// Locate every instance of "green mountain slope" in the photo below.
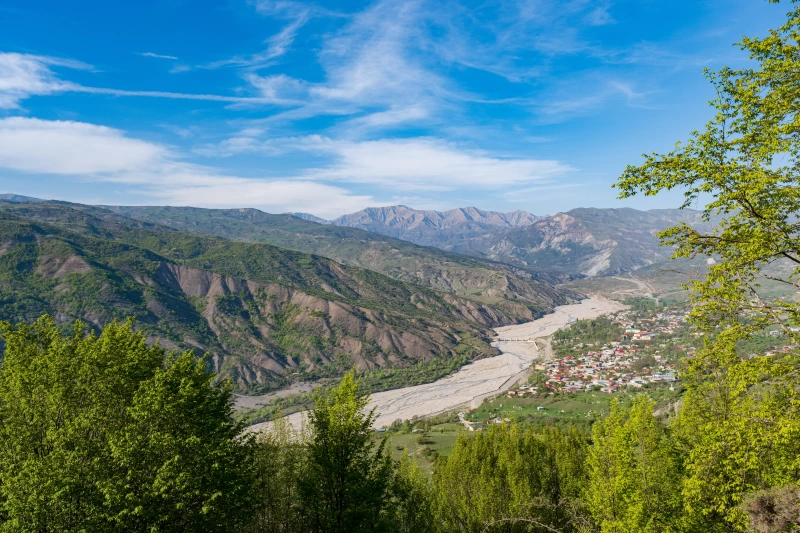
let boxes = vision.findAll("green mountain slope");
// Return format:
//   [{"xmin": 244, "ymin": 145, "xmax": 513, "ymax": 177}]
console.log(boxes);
[
  {"xmin": 101, "ymin": 205, "xmax": 571, "ymax": 320},
  {"xmin": 0, "ymin": 201, "xmax": 570, "ymax": 393}
]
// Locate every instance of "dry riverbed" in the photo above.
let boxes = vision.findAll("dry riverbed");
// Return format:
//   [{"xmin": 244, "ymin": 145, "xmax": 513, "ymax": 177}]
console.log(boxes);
[{"xmin": 251, "ymin": 297, "xmax": 627, "ymax": 432}]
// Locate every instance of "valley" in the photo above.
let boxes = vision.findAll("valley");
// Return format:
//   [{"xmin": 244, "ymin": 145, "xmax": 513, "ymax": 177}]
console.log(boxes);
[
  {"xmin": 0, "ymin": 199, "xmax": 577, "ymax": 394},
  {"xmin": 0, "ymin": 196, "xmax": 714, "ymax": 405},
  {"xmin": 258, "ymin": 297, "xmax": 627, "ymax": 430}
]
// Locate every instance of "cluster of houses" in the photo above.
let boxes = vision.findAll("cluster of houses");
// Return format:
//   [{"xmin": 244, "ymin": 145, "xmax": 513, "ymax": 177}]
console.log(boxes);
[
  {"xmin": 753, "ymin": 343, "xmax": 799, "ymax": 358},
  {"xmin": 524, "ymin": 349, "xmax": 679, "ymax": 395},
  {"xmin": 519, "ymin": 308, "xmax": 692, "ymax": 395}
]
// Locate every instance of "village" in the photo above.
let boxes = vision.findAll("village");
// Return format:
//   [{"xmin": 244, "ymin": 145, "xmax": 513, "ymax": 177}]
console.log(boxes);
[
  {"xmin": 503, "ymin": 306, "xmax": 691, "ymax": 399},
  {"xmin": 447, "ymin": 300, "xmax": 798, "ymax": 433}
]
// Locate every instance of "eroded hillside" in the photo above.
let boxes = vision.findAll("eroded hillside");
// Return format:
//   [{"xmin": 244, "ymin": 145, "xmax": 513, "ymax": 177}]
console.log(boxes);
[{"xmin": 0, "ymin": 202, "xmax": 575, "ymax": 392}]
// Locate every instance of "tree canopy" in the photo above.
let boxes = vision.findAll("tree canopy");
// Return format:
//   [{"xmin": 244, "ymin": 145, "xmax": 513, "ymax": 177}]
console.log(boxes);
[
  {"xmin": 0, "ymin": 316, "xmax": 255, "ymax": 532},
  {"xmin": 615, "ymin": 1, "xmax": 800, "ymax": 529}
]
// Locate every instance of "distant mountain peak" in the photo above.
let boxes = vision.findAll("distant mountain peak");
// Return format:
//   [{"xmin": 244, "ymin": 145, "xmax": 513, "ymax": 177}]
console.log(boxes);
[
  {"xmin": 332, "ymin": 205, "xmax": 538, "ymax": 230},
  {"xmin": 0, "ymin": 193, "xmax": 46, "ymax": 203},
  {"xmin": 290, "ymin": 212, "xmax": 331, "ymax": 224}
]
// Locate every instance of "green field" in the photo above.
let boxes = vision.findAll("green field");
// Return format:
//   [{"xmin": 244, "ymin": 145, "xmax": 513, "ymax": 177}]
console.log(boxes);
[
  {"xmin": 466, "ymin": 386, "xmax": 681, "ymax": 428},
  {"xmin": 384, "ymin": 422, "xmax": 464, "ymax": 474},
  {"xmin": 381, "ymin": 384, "xmax": 683, "ymax": 474}
]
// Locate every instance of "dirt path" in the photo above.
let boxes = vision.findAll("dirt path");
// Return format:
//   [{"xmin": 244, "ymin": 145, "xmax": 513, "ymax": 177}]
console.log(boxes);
[
  {"xmin": 252, "ymin": 298, "xmax": 628, "ymax": 432},
  {"xmin": 609, "ymin": 274, "xmax": 657, "ymax": 298}
]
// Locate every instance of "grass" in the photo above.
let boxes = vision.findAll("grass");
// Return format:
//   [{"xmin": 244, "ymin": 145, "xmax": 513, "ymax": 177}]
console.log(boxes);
[
  {"xmin": 384, "ymin": 422, "xmax": 464, "ymax": 475},
  {"xmin": 466, "ymin": 385, "xmax": 681, "ymax": 429}
]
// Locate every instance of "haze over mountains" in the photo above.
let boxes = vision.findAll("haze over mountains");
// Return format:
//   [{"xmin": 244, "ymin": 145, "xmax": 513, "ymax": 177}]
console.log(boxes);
[{"xmin": 0, "ymin": 193, "xmax": 708, "ymax": 393}]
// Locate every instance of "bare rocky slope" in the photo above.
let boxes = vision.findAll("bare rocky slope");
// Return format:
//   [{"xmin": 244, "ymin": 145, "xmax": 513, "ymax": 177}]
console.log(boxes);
[
  {"xmin": 309, "ymin": 205, "xmax": 540, "ymax": 248},
  {"xmin": 318, "ymin": 205, "xmax": 713, "ymax": 279},
  {"xmin": 102, "ymin": 205, "xmax": 568, "ymax": 316},
  {"xmin": 472, "ymin": 208, "xmax": 713, "ymax": 277},
  {"xmin": 0, "ymin": 201, "xmax": 576, "ymax": 393}
]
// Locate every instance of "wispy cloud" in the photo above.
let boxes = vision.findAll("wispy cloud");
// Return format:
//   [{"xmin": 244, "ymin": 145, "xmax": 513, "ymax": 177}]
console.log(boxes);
[
  {"xmin": 139, "ymin": 52, "xmax": 178, "ymax": 60},
  {"xmin": 534, "ymin": 78, "xmax": 652, "ymax": 122},
  {"xmin": 0, "ymin": 117, "xmax": 373, "ymax": 217},
  {"xmin": 0, "ymin": 52, "xmax": 284, "ymax": 107},
  {"xmin": 0, "ymin": 52, "xmax": 90, "ymax": 108},
  {"xmin": 193, "ymin": 134, "xmax": 573, "ymax": 191},
  {"xmin": 203, "ymin": 11, "xmax": 310, "ymax": 69},
  {"xmin": 0, "ymin": 0, "xmax": 651, "ymax": 125}
]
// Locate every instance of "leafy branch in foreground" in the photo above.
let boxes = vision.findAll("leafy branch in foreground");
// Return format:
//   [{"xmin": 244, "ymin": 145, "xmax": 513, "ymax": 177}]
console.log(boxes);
[{"xmin": 614, "ymin": 1, "xmax": 800, "ymax": 528}]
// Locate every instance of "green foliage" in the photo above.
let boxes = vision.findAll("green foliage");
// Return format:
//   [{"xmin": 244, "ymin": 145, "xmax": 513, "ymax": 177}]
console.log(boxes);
[
  {"xmin": 673, "ymin": 342, "xmax": 800, "ymax": 531},
  {"xmin": 624, "ymin": 298, "xmax": 664, "ymax": 313},
  {"xmin": 0, "ymin": 316, "xmax": 255, "ymax": 532},
  {"xmin": 246, "ymin": 418, "xmax": 309, "ymax": 533},
  {"xmin": 587, "ymin": 397, "xmax": 683, "ymax": 533},
  {"xmin": 391, "ymin": 451, "xmax": 434, "ymax": 533},
  {"xmin": 431, "ymin": 424, "xmax": 590, "ymax": 533},
  {"xmin": 614, "ymin": 2, "xmax": 800, "ymax": 530},
  {"xmin": 614, "ymin": 3, "xmax": 800, "ymax": 342},
  {"xmin": 554, "ymin": 317, "xmax": 623, "ymax": 356},
  {"xmin": 300, "ymin": 371, "xmax": 395, "ymax": 533}
]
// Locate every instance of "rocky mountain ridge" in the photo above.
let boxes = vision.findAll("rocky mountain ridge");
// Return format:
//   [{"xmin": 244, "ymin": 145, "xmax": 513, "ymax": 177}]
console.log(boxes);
[
  {"xmin": 294, "ymin": 205, "xmax": 540, "ymax": 249},
  {"xmin": 296, "ymin": 204, "xmax": 710, "ymax": 278},
  {"xmin": 101, "ymin": 204, "xmax": 568, "ymax": 313},
  {"xmin": 0, "ymin": 200, "xmax": 576, "ymax": 393}
]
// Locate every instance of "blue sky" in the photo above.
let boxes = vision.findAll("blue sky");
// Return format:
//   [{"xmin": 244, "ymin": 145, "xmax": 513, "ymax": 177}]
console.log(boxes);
[{"xmin": 0, "ymin": 0, "xmax": 789, "ymax": 217}]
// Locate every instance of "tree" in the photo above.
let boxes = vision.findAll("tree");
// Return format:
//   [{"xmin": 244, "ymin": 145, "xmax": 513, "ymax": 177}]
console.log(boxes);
[
  {"xmin": 0, "ymin": 316, "xmax": 255, "ymax": 532},
  {"xmin": 587, "ymin": 398, "xmax": 683, "ymax": 533},
  {"xmin": 391, "ymin": 451, "xmax": 435, "ymax": 533},
  {"xmin": 246, "ymin": 417, "xmax": 309, "ymax": 533},
  {"xmin": 102, "ymin": 350, "xmax": 255, "ymax": 531},
  {"xmin": 431, "ymin": 424, "xmax": 590, "ymax": 533},
  {"xmin": 614, "ymin": 1, "xmax": 800, "ymax": 529},
  {"xmin": 299, "ymin": 371, "xmax": 394, "ymax": 533}
]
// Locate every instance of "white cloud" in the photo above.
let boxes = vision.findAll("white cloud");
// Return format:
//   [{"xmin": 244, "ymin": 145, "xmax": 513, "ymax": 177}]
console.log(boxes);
[
  {"xmin": 193, "ymin": 134, "xmax": 573, "ymax": 190},
  {"xmin": 307, "ymin": 137, "xmax": 572, "ymax": 190},
  {"xmin": 140, "ymin": 52, "xmax": 179, "ymax": 60},
  {"xmin": 0, "ymin": 53, "xmax": 86, "ymax": 108},
  {"xmin": 0, "ymin": 117, "xmax": 372, "ymax": 217},
  {"xmin": 243, "ymin": 73, "xmax": 309, "ymax": 104},
  {"xmin": 0, "ymin": 117, "xmax": 166, "ymax": 174},
  {"xmin": 155, "ymin": 180, "xmax": 372, "ymax": 218}
]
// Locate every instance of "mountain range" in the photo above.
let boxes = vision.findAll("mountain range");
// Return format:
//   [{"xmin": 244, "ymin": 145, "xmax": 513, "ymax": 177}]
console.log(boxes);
[
  {"xmin": 325, "ymin": 205, "xmax": 540, "ymax": 247},
  {"xmin": 295, "ymin": 205, "xmax": 710, "ymax": 278},
  {"xmin": 0, "ymin": 194, "xmax": 708, "ymax": 394},
  {"xmin": 0, "ymin": 199, "xmax": 575, "ymax": 393}
]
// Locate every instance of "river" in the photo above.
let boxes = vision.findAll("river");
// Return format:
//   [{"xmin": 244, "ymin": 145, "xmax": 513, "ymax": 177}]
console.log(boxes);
[{"xmin": 251, "ymin": 297, "xmax": 627, "ymax": 432}]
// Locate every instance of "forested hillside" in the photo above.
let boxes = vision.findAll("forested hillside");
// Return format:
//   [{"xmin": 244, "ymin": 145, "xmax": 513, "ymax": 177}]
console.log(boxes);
[
  {"xmin": 102, "ymin": 204, "xmax": 572, "ymax": 308},
  {"xmin": 0, "ymin": 201, "xmax": 573, "ymax": 392}
]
